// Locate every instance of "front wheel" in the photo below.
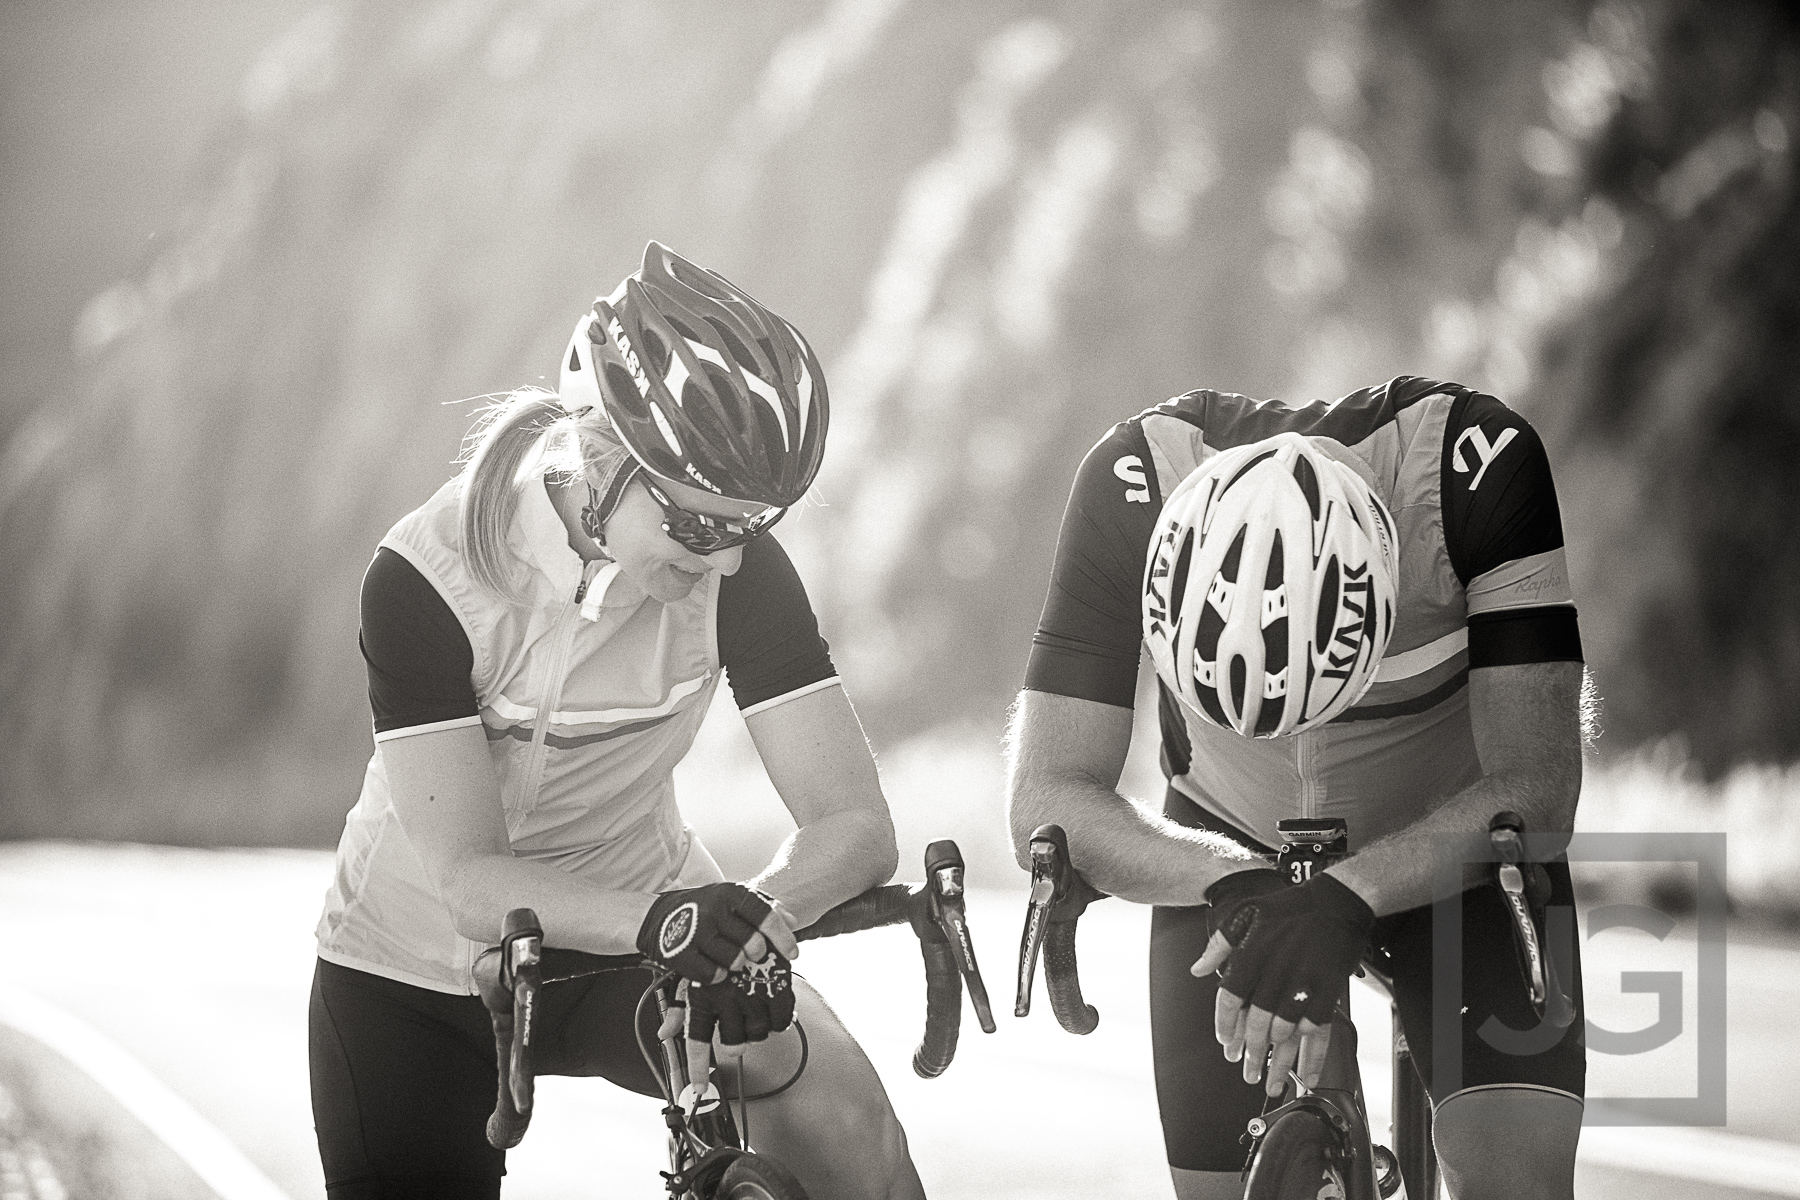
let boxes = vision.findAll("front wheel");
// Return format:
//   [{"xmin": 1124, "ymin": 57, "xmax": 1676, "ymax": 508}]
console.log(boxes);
[
  {"xmin": 1243, "ymin": 1110, "xmax": 1349, "ymax": 1200},
  {"xmin": 717, "ymin": 1152, "xmax": 810, "ymax": 1200}
]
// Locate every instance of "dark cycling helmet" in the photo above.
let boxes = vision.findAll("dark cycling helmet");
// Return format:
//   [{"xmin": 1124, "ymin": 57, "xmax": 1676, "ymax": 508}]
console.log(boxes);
[
  {"xmin": 560, "ymin": 241, "xmax": 828, "ymax": 507},
  {"xmin": 1142, "ymin": 433, "xmax": 1399, "ymax": 738}
]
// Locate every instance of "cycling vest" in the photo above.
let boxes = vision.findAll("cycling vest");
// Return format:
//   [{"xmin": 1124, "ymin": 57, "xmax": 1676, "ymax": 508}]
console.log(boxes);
[{"xmin": 315, "ymin": 476, "xmax": 727, "ymax": 994}]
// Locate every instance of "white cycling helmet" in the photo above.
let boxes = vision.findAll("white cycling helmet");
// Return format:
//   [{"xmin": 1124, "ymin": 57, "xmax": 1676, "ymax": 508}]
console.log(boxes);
[{"xmin": 1141, "ymin": 432, "xmax": 1399, "ymax": 738}]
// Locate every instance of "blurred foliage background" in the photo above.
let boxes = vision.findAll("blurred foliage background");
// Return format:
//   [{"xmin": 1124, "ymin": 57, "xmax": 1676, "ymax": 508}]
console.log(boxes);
[{"xmin": 2, "ymin": 0, "xmax": 1797, "ymax": 897}]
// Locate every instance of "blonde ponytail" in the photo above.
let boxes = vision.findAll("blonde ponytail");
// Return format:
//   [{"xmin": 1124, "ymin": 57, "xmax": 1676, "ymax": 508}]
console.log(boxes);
[{"xmin": 458, "ymin": 389, "xmax": 566, "ymax": 602}]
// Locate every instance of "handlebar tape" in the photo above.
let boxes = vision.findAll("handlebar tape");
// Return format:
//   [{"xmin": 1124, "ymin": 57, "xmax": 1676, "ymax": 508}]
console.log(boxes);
[
  {"xmin": 793, "ymin": 882, "xmax": 965, "ymax": 1077},
  {"xmin": 913, "ymin": 936, "xmax": 962, "ymax": 1077},
  {"xmin": 1043, "ymin": 920, "xmax": 1099, "ymax": 1035},
  {"xmin": 484, "ymin": 997, "xmax": 532, "ymax": 1149},
  {"xmin": 795, "ymin": 882, "xmax": 913, "ymax": 940}
]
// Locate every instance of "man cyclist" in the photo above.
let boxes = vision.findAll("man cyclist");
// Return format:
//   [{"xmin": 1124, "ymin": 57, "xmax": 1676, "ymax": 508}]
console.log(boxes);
[{"xmin": 1005, "ymin": 377, "xmax": 1586, "ymax": 1200}]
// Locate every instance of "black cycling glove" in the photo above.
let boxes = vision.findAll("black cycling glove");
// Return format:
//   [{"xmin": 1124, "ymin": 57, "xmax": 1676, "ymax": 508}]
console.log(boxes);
[
  {"xmin": 1207, "ymin": 872, "xmax": 1376, "ymax": 1027},
  {"xmin": 1202, "ymin": 867, "xmax": 1286, "ymax": 940},
  {"xmin": 637, "ymin": 883, "xmax": 776, "ymax": 984},
  {"xmin": 687, "ymin": 951, "xmax": 796, "ymax": 1048}
]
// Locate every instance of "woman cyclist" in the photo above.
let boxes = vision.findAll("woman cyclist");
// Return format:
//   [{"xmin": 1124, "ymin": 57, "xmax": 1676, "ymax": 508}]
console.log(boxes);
[{"xmin": 309, "ymin": 242, "xmax": 925, "ymax": 1199}]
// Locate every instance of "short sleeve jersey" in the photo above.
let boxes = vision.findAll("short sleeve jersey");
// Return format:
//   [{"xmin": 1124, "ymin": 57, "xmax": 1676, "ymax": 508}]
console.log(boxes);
[
  {"xmin": 360, "ymin": 535, "xmax": 837, "ymax": 736},
  {"xmin": 1024, "ymin": 376, "xmax": 1581, "ymax": 847}
]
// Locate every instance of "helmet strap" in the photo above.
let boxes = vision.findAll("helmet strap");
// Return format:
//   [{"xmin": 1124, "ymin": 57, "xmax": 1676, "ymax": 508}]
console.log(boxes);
[
  {"xmin": 579, "ymin": 484, "xmax": 606, "ymax": 547},
  {"xmin": 578, "ymin": 462, "xmax": 641, "ymax": 550}
]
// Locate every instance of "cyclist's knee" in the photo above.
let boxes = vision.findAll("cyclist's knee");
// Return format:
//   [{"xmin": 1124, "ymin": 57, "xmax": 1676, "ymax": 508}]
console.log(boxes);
[
  {"xmin": 1433, "ymin": 1087, "xmax": 1580, "ymax": 1200},
  {"xmin": 813, "ymin": 1080, "xmax": 909, "ymax": 1158}
]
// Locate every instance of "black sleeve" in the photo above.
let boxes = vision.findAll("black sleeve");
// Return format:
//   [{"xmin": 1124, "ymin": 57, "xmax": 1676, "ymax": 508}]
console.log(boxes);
[
  {"xmin": 360, "ymin": 547, "xmax": 480, "ymax": 734},
  {"xmin": 1441, "ymin": 392, "xmax": 1583, "ymax": 668},
  {"xmin": 1022, "ymin": 421, "xmax": 1162, "ymax": 707},
  {"xmin": 717, "ymin": 535, "xmax": 837, "ymax": 711}
]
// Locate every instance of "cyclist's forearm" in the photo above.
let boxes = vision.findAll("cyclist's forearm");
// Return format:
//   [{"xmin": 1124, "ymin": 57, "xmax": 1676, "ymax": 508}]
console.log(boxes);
[
  {"xmin": 1329, "ymin": 661, "xmax": 1582, "ymax": 915},
  {"xmin": 1328, "ymin": 767, "xmax": 1578, "ymax": 916},
  {"xmin": 1005, "ymin": 689, "xmax": 1257, "ymax": 905},
  {"xmin": 749, "ymin": 806, "xmax": 898, "ymax": 929},
  {"xmin": 1009, "ymin": 767, "xmax": 1259, "ymax": 906},
  {"xmin": 435, "ymin": 851, "xmax": 656, "ymax": 953}
]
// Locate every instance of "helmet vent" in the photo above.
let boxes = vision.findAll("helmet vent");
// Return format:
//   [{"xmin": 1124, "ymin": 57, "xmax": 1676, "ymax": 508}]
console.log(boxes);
[
  {"xmin": 699, "ymin": 362, "xmax": 740, "ymax": 411},
  {"xmin": 568, "ymin": 344, "xmax": 582, "ymax": 373},
  {"xmin": 1222, "ymin": 450, "xmax": 1277, "ymax": 495},
  {"xmin": 1256, "ymin": 530, "xmax": 1288, "ymax": 736},
  {"xmin": 1316, "ymin": 557, "xmax": 1340, "ymax": 651},
  {"xmin": 602, "ymin": 362, "xmax": 640, "ymax": 407},
  {"xmin": 1168, "ymin": 530, "xmax": 1195, "ymax": 621},
  {"xmin": 1220, "ymin": 526, "xmax": 1247, "ymax": 582},
  {"xmin": 706, "ymin": 317, "xmax": 760, "ymax": 374},
  {"xmin": 638, "ymin": 325, "xmax": 670, "ymax": 377},
  {"xmin": 1293, "ymin": 454, "xmax": 1321, "ymax": 522},
  {"xmin": 1252, "ymin": 692, "xmax": 1285, "ymax": 736},
  {"xmin": 1196, "ymin": 680, "xmax": 1228, "ymax": 729},
  {"xmin": 1229, "ymin": 656, "xmax": 1247, "ymax": 719}
]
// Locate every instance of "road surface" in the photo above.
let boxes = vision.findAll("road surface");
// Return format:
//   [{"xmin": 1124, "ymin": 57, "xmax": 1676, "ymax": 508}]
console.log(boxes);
[{"xmin": 1, "ymin": 842, "xmax": 1796, "ymax": 1198}]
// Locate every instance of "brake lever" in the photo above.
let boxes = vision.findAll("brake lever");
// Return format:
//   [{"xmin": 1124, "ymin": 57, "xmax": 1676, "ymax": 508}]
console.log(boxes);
[
  {"xmin": 1489, "ymin": 812, "xmax": 1575, "ymax": 1029},
  {"xmin": 923, "ymin": 840, "xmax": 997, "ymax": 1034},
  {"xmin": 1015, "ymin": 832, "xmax": 1061, "ymax": 1017},
  {"xmin": 499, "ymin": 909, "xmax": 544, "ymax": 1117}
]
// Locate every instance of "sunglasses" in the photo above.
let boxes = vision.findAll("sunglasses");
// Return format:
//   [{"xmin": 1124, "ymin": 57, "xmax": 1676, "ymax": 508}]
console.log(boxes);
[{"xmin": 641, "ymin": 477, "xmax": 785, "ymax": 554}]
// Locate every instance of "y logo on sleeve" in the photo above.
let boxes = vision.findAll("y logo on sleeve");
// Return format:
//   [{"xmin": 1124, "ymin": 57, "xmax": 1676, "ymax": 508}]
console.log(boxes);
[{"xmin": 1452, "ymin": 424, "xmax": 1519, "ymax": 491}]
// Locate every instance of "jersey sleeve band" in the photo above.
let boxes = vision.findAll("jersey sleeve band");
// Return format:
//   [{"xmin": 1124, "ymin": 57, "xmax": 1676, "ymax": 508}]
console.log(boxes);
[
  {"xmin": 372, "ymin": 714, "xmax": 485, "ymax": 743},
  {"xmin": 1467, "ymin": 547, "xmax": 1575, "ymax": 616},
  {"xmin": 739, "ymin": 676, "xmax": 842, "ymax": 719},
  {"xmin": 1467, "ymin": 608, "xmax": 1583, "ymax": 669}
]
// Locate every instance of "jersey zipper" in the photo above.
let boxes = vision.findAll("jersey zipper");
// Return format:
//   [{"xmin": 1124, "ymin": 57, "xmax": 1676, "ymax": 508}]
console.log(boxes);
[
  {"xmin": 519, "ymin": 562, "xmax": 600, "ymax": 821},
  {"xmin": 1296, "ymin": 730, "xmax": 1318, "ymax": 820}
]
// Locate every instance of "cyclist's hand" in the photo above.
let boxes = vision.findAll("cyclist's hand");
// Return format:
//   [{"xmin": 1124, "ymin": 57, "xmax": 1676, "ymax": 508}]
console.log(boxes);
[
  {"xmin": 686, "ymin": 951, "xmax": 796, "ymax": 1055},
  {"xmin": 1199, "ymin": 867, "xmax": 1286, "ymax": 941},
  {"xmin": 637, "ymin": 883, "xmax": 800, "ymax": 984},
  {"xmin": 1226, "ymin": 1007, "xmax": 1334, "ymax": 1097},
  {"xmin": 1190, "ymin": 873, "xmax": 1374, "ymax": 1093}
]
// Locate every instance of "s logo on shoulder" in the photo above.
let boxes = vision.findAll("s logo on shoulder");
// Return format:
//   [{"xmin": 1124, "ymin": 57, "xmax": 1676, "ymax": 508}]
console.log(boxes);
[
  {"xmin": 1452, "ymin": 424, "xmax": 1519, "ymax": 492},
  {"xmin": 1114, "ymin": 455, "xmax": 1151, "ymax": 503},
  {"xmin": 658, "ymin": 902, "xmax": 699, "ymax": 957}
]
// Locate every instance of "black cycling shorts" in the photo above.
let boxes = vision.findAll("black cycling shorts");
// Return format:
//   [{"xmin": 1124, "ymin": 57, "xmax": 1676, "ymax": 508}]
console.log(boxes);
[
  {"xmin": 308, "ymin": 957, "xmax": 662, "ymax": 1199},
  {"xmin": 1149, "ymin": 791, "xmax": 1586, "ymax": 1174}
]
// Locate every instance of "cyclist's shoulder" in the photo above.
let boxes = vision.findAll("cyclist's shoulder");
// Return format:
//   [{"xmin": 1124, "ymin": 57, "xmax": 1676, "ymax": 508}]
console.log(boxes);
[
  {"xmin": 717, "ymin": 532, "xmax": 805, "ymax": 608},
  {"xmin": 1130, "ymin": 375, "xmax": 1483, "ymax": 451}
]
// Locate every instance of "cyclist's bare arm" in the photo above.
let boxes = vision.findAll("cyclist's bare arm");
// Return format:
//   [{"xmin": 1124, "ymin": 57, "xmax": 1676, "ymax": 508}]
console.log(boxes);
[
  {"xmin": 742, "ymin": 682, "xmax": 900, "ymax": 929},
  {"xmin": 1004, "ymin": 690, "xmax": 1261, "ymax": 906},
  {"xmin": 383, "ymin": 725, "xmax": 664, "ymax": 952},
  {"xmin": 1327, "ymin": 659, "xmax": 1583, "ymax": 916}
]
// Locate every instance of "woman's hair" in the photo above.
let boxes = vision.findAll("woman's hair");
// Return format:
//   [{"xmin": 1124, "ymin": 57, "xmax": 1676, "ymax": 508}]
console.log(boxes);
[{"xmin": 456, "ymin": 388, "xmax": 628, "ymax": 603}]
